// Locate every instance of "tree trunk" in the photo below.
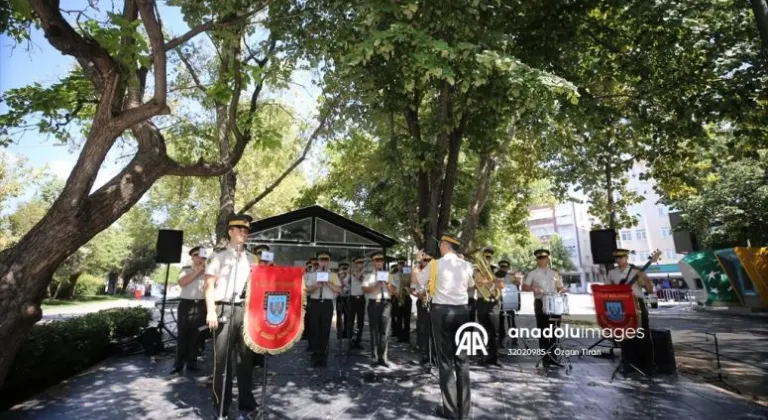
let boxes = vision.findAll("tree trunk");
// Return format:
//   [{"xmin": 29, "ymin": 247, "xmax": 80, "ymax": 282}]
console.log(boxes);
[
  {"xmin": 750, "ymin": 0, "xmax": 768, "ymax": 54},
  {"xmin": 459, "ymin": 152, "xmax": 496, "ymax": 252},
  {"xmin": 68, "ymin": 272, "xmax": 83, "ymax": 299},
  {"xmin": 214, "ymin": 44, "xmax": 237, "ymax": 246},
  {"xmin": 0, "ymin": 147, "xmax": 168, "ymax": 387},
  {"xmin": 437, "ymin": 128, "xmax": 464, "ymax": 236}
]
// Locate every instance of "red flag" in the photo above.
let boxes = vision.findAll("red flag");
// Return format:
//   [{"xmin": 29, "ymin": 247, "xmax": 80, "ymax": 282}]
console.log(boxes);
[
  {"xmin": 243, "ymin": 265, "xmax": 306, "ymax": 354},
  {"xmin": 592, "ymin": 284, "xmax": 639, "ymax": 330}
]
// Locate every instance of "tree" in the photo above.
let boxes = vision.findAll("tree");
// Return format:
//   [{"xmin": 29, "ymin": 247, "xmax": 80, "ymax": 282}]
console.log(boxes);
[
  {"xmin": 119, "ymin": 246, "xmax": 157, "ymax": 291},
  {"xmin": 0, "ymin": 0, "xmax": 275, "ymax": 385},
  {"xmin": 277, "ymin": 0, "xmax": 577, "ymax": 255}
]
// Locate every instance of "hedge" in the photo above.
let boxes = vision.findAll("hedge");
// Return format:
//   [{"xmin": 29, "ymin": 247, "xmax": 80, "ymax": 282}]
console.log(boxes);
[{"xmin": 0, "ymin": 306, "xmax": 152, "ymax": 410}]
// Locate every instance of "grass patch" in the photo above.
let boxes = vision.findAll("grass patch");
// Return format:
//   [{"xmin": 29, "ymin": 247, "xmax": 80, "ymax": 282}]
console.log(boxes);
[{"xmin": 42, "ymin": 294, "xmax": 130, "ymax": 309}]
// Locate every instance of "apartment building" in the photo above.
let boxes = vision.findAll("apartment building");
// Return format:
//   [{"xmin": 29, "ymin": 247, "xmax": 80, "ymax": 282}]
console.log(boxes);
[
  {"xmin": 614, "ymin": 163, "xmax": 684, "ymax": 282},
  {"xmin": 527, "ymin": 201, "xmax": 598, "ymax": 288}
]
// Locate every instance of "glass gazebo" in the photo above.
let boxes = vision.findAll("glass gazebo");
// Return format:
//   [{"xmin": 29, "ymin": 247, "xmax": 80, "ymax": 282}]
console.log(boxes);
[{"xmin": 246, "ymin": 205, "xmax": 397, "ymax": 268}]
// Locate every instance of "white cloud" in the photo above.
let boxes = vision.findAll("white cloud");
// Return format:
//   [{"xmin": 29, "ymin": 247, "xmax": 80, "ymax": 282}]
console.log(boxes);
[{"xmin": 47, "ymin": 159, "xmax": 76, "ymax": 180}]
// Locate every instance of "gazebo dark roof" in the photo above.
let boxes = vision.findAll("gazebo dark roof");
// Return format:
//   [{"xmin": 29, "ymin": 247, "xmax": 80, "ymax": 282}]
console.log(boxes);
[{"xmin": 247, "ymin": 205, "xmax": 396, "ymax": 248}]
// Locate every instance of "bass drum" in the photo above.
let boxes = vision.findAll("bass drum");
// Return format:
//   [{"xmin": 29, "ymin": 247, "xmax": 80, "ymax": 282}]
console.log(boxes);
[{"xmin": 502, "ymin": 286, "xmax": 521, "ymax": 312}]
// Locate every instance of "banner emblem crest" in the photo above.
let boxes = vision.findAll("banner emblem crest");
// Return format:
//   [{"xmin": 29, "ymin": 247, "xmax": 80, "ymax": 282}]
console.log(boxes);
[
  {"xmin": 605, "ymin": 301, "xmax": 625, "ymax": 323},
  {"xmin": 266, "ymin": 293, "xmax": 289, "ymax": 326}
]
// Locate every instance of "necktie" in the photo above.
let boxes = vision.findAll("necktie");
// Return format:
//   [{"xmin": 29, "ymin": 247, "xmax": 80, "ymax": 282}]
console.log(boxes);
[
  {"xmin": 380, "ymin": 274, "xmax": 384, "ymax": 300},
  {"xmin": 319, "ymin": 272, "xmax": 324, "ymax": 300}
]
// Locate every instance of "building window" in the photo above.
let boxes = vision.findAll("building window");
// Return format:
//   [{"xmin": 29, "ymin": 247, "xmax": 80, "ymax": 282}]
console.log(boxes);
[
  {"xmin": 664, "ymin": 249, "xmax": 676, "ymax": 260},
  {"xmin": 657, "ymin": 206, "xmax": 669, "ymax": 216},
  {"xmin": 660, "ymin": 227, "xmax": 672, "ymax": 237},
  {"xmin": 634, "ymin": 250, "xmax": 650, "ymax": 261},
  {"xmin": 634, "ymin": 229, "xmax": 647, "ymax": 240},
  {"xmin": 620, "ymin": 230, "xmax": 632, "ymax": 241}
]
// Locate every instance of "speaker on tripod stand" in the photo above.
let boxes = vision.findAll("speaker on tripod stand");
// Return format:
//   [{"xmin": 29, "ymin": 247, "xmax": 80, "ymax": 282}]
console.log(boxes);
[{"xmin": 141, "ymin": 229, "xmax": 183, "ymax": 355}]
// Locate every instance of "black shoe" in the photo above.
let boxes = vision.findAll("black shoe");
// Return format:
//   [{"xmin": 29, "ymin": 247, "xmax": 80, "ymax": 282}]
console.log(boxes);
[
  {"xmin": 187, "ymin": 364, "xmax": 199, "ymax": 372},
  {"xmin": 378, "ymin": 359, "xmax": 390, "ymax": 368},
  {"xmin": 170, "ymin": 366, "xmax": 183, "ymax": 375},
  {"xmin": 434, "ymin": 406, "xmax": 451, "ymax": 419}
]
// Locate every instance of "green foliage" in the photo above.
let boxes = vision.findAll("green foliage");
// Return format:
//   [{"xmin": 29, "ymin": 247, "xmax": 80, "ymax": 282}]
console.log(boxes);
[
  {"xmin": 1, "ymin": 307, "xmax": 152, "ymax": 409},
  {"xmin": 74, "ymin": 273, "xmax": 104, "ymax": 297},
  {"xmin": 120, "ymin": 246, "xmax": 158, "ymax": 285},
  {"xmin": 0, "ymin": 0, "xmax": 37, "ymax": 44}
]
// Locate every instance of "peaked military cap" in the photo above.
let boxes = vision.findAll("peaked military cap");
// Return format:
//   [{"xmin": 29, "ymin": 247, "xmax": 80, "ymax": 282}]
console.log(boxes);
[
  {"xmin": 613, "ymin": 248, "xmax": 630, "ymax": 257},
  {"xmin": 227, "ymin": 214, "xmax": 253, "ymax": 231},
  {"xmin": 440, "ymin": 233, "xmax": 462, "ymax": 246},
  {"xmin": 534, "ymin": 249, "xmax": 550, "ymax": 258}
]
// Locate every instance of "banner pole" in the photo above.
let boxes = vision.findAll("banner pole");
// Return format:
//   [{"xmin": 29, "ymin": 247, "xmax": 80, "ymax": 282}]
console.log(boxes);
[{"xmin": 261, "ymin": 354, "xmax": 268, "ymax": 412}]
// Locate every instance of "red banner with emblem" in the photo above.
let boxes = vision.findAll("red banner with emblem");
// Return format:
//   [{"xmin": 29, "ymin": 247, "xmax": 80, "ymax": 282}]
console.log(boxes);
[
  {"xmin": 243, "ymin": 265, "xmax": 305, "ymax": 354},
  {"xmin": 592, "ymin": 284, "xmax": 639, "ymax": 330}
]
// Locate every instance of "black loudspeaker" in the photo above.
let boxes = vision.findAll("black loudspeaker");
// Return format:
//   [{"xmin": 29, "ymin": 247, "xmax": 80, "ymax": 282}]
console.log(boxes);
[
  {"xmin": 590, "ymin": 229, "xmax": 617, "ymax": 264},
  {"xmin": 651, "ymin": 328, "xmax": 677, "ymax": 374},
  {"xmin": 155, "ymin": 229, "xmax": 183, "ymax": 263},
  {"xmin": 669, "ymin": 212, "xmax": 698, "ymax": 254}
]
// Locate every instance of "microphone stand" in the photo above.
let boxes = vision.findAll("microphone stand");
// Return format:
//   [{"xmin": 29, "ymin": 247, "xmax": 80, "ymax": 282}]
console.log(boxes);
[{"xmin": 217, "ymin": 247, "xmax": 241, "ymax": 420}]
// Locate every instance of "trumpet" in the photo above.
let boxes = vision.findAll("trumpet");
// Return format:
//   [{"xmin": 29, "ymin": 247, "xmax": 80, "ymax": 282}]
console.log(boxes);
[{"xmin": 473, "ymin": 251, "xmax": 500, "ymax": 301}]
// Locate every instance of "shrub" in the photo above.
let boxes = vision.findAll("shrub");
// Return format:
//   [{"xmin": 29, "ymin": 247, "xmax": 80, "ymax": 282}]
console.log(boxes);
[
  {"xmin": 102, "ymin": 306, "xmax": 152, "ymax": 338},
  {"xmin": 0, "ymin": 306, "xmax": 152, "ymax": 410},
  {"xmin": 74, "ymin": 273, "xmax": 105, "ymax": 297}
]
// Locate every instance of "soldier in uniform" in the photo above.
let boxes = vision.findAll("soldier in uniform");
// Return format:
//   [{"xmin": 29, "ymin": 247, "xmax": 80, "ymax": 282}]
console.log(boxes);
[
  {"xmin": 473, "ymin": 259, "xmax": 504, "ymax": 368},
  {"xmin": 413, "ymin": 234, "xmax": 474, "ymax": 420},
  {"xmin": 393, "ymin": 256, "xmax": 412, "ymax": 343},
  {"xmin": 305, "ymin": 251, "xmax": 344, "ymax": 367},
  {"xmin": 522, "ymin": 249, "xmax": 567, "ymax": 367},
  {"xmin": 606, "ymin": 248, "xmax": 655, "ymax": 373},
  {"xmin": 172, "ymin": 246, "xmax": 208, "ymax": 374},
  {"xmin": 345, "ymin": 256, "xmax": 367, "ymax": 349},
  {"xmin": 496, "ymin": 259, "xmax": 520, "ymax": 347},
  {"xmin": 412, "ymin": 253, "xmax": 436, "ymax": 365},
  {"xmin": 204, "ymin": 214, "xmax": 261, "ymax": 419},
  {"xmin": 336, "ymin": 261, "xmax": 350, "ymax": 339},
  {"xmin": 362, "ymin": 252, "xmax": 397, "ymax": 367}
]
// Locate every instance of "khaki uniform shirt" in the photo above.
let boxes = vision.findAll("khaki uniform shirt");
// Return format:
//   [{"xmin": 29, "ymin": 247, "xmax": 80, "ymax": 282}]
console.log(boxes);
[
  {"xmin": 607, "ymin": 266, "xmax": 646, "ymax": 298},
  {"xmin": 205, "ymin": 246, "xmax": 255, "ymax": 303},
  {"xmin": 417, "ymin": 252, "xmax": 475, "ymax": 305},
  {"xmin": 363, "ymin": 271, "xmax": 393, "ymax": 301},
  {"xmin": 178, "ymin": 266, "xmax": 205, "ymax": 300},
  {"xmin": 524, "ymin": 267, "xmax": 560, "ymax": 300},
  {"xmin": 306, "ymin": 270, "xmax": 338, "ymax": 300}
]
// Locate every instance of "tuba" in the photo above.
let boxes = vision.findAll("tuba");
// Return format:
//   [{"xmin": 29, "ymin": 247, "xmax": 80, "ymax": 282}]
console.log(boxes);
[{"xmin": 473, "ymin": 251, "xmax": 500, "ymax": 301}]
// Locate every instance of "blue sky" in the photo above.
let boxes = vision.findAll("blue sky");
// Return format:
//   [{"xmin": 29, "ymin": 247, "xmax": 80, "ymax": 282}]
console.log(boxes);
[{"xmin": 1, "ymin": 1, "xmax": 321, "ymax": 215}]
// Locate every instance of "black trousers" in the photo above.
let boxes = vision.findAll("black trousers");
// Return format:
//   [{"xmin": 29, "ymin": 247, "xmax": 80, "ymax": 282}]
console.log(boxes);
[
  {"xmin": 175, "ymin": 298, "xmax": 206, "ymax": 369},
  {"xmin": 336, "ymin": 296, "xmax": 349, "ymax": 338},
  {"xmin": 467, "ymin": 297, "xmax": 476, "ymax": 323},
  {"xmin": 212, "ymin": 304, "xmax": 262, "ymax": 414},
  {"xmin": 499, "ymin": 310, "xmax": 516, "ymax": 345},
  {"xmin": 307, "ymin": 299, "xmax": 334, "ymax": 363},
  {"xmin": 621, "ymin": 298, "xmax": 655, "ymax": 373},
  {"xmin": 368, "ymin": 299, "xmax": 392, "ymax": 362},
  {"xmin": 416, "ymin": 299, "xmax": 435, "ymax": 359},
  {"xmin": 391, "ymin": 297, "xmax": 402, "ymax": 337},
  {"xmin": 396, "ymin": 296, "xmax": 411, "ymax": 341},
  {"xmin": 345, "ymin": 295, "xmax": 366, "ymax": 344},
  {"xmin": 534, "ymin": 299, "xmax": 561, "ymax": 364},
  {"xmin": 431, "ymin": 304, "xmax": 470, "ymax": 420},
  {"xmin": 475, "ymin": 299, "xmax": 499, "ymax": 363}
]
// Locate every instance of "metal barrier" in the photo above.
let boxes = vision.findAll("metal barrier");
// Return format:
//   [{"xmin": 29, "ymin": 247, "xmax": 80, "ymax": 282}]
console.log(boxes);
[{"xmin": 657, "ymin": 289, "xmax": 697, "ymax": 302}]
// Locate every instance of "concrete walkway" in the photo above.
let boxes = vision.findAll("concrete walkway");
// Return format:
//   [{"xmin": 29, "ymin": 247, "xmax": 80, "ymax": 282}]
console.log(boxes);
[{"xmin": 3, "ymin": 302, "xmax": 766, "ymax": 420}]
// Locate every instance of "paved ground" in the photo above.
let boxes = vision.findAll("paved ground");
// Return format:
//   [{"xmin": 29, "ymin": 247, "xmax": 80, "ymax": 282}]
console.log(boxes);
[{"xmin": 3, "ymin": 294, "xmax": 767, "ymax": 420}]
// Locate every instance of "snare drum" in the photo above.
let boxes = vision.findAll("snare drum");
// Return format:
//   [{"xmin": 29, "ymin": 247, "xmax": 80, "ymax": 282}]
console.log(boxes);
[
  {"xmin": 502, "ymin": 286, "xmax": 520, "ymax": 311},
  {"xmin": 543, "ymin": 293, "xmax": 569, "ymax": 316}
]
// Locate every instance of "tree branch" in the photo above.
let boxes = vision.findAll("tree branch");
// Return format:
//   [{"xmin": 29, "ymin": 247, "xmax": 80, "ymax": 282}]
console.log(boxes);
[
  {"xmin": 174, "ymin": 47, "xmax": 206, "ymax": 94},
  {"xmin": 29, "ymin": 0, "xmax": 116, "ymax": 90},
  {"xmin": 115, "ymin": 0, "xmax": 170, "ymax": 130},
  {"xmin": 237, "ymin": 119, "xmax": 325, "ymax": 215},
  {"xmin": 164, "ymin": 5, "xmax": 268, "ymax": 51}
]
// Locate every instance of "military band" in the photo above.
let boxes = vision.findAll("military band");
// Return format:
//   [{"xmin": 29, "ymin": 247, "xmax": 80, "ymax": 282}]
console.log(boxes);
[
  {"xmin": 336, "ymin": 261, "xmax": 350, "ymax": 340},
  {"xmin": 305, "ymin": 251, "xmax": 344, "ymax": 367},
  {"xmin": 522, "ymin": 248, "xmax": 568, "ymax": 367},
  {"xmin": 204, "ymin": 214, "xmax": 261, "ymax": 417},
  {"xmin": 362, "ymin": 252, "xmax": 397, "ymax": 367},
  {"xmin": 346, "ymin": 256, "xmax": 367, "ymax": 349},
  {"xmin": 172, "ymin": 246, "xmax": 208, "ymax": 374},
  {"xmin": 472, "ymin": 247, "xmax": 504, "ymax": 368},
  {"xmin": 393, "ymin": 256, "xmax": 412, "ymax": 343}
]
